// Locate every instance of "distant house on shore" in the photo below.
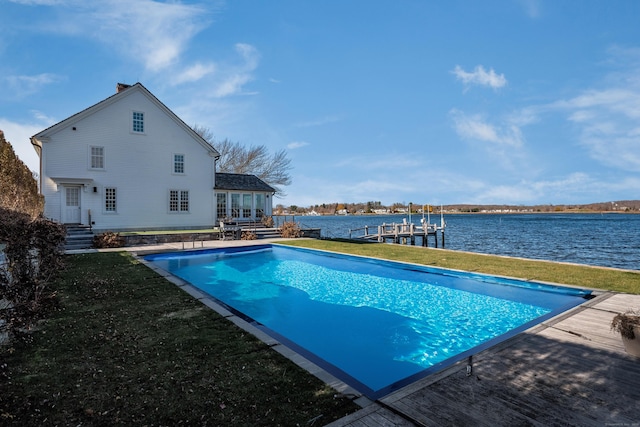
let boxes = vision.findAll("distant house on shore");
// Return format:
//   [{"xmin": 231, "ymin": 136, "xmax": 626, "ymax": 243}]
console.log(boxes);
[{"xmin": 30, "ymin": 83, "xmax": 274, "ymax": 231}]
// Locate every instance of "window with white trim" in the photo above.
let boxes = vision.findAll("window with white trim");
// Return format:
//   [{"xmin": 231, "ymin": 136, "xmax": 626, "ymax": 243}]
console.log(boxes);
[
  {"xmin": 105, "ymin": 187, "xmax": 117, "ymax": 212},
  {"xmin": 169, "ymin": 190, "xmax": 189, "ymax": 213},
  {"xmin": 242, "ymin": 194, "xmax": 252, "ymax": 218},
  {"xmin": 90, "ymin": 146, "xmax": 105, "ymax": 169},
  {"xmin": 231, "ymin": 193, "xmax": 240, "ymax": 217},
  {"xmin": 132, "ymin": 111, "xmax": 144, "ymax": 133},
  {"xmin": 216, "ymin": 193, "xmax": 227, "ymax": 219},
  {"xmin": 173, "ymin": 154, "xmax": 185, "ymax": 174},
  {"xmin": 255, "ymin": 194, "xmax": 265, "ymax": 218}
]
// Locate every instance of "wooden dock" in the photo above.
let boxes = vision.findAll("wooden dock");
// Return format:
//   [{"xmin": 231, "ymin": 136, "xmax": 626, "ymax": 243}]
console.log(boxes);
[
  {"xmin": 349, "ymin": 220, "xmax": 446, "ymax": 247},
  {"xmin": 326, "ymin": 292, "xmax": 640, "ymax": 427}
]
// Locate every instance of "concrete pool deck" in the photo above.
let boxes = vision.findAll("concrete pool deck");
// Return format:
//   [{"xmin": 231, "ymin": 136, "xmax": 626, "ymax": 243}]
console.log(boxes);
[{"xmin": 74, "ymin": 240, "xmax": 640, "ymax": 426}]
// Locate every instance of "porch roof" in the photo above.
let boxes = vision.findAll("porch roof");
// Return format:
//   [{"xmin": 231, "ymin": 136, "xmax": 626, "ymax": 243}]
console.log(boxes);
[{"xmin": 214, "ymin": 173, "xmax": 275, "ymax": 193}]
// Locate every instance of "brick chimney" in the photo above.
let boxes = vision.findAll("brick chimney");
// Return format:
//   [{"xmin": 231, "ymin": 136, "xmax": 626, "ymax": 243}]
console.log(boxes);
[{"xmin": 116, "ymin": 83, "xmax": 132, "ymax": 93}]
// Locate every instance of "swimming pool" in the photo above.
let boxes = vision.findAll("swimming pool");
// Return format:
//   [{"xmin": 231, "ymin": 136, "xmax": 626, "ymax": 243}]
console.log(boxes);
[{"xmin": 145, "ymin": 244, "xmax": 592, "ymax": 399}]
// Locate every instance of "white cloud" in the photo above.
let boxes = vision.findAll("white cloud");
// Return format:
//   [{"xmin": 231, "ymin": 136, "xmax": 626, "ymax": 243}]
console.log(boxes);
[
  {"xmin": 211, "ymin": 43, "xmax": 260, "ymax": 98},
  {"xmin": 450, "ymin": 109, "xmax": 523, "ymax": 148},
  {"xmin": 0, "ymin": 114, "xmax": 56, "ymax": 173},
  {"xmin": 173, "ymin": 62, "xmax": 217, "ymax": 85},
  {"xmin": 8, "ymin": 0, "xmax": 64, "ymax": 4},
  {"xmin": 452, "ymin": 65, "xmax": 507, "ymax": 90},
  {"xmin": 17, "ymin": 1, "xmax": 211, "ymax": 72},
  {"xmin": 551, "ymin": 65, "xmax": 640, "ymax": 171},
  {"xmin": 334, "ymin": 153, "xmax": 422, "ymax": 171},
  {"xmin": 287, "ymin": 141, "xmax": 309, "ymax": 149},
  {"xmin": 468, "ymin": 173, "xmax": 599, "ymax": 205},
  {"xmin": 5, "ymin": 73, "xmax": 63, "ymax": 97},
  {"xmin": 93, "ymin": 1, "xmax": 210, "ymax": 72}
]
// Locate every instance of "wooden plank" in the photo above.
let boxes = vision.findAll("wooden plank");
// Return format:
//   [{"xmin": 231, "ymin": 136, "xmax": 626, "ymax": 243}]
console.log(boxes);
[
  {"xmin": 338, "ymin": 293, "xmax": 640, "ymax": 426},
  {"xmin": 366, "ymin": 410, "xmax": 415, "ymax": 427},
  {"xmin": 594, "ymin": 293, "xmax": 640, "ymax": 313}
]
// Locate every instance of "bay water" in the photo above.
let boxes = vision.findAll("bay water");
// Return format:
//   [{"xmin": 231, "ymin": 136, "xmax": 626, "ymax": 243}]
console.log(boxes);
[{"xmin": 284, "ymin": 213, "xmax": 640, "ymax": 271}]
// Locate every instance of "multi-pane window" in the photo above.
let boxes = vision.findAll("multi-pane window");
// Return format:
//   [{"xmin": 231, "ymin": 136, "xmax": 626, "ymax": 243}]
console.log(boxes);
[
  {"xmin": 242, "ymin": 194, "xmax": 252, "ymax": 218},
  {"xmin": 132, "ymin": 111, "xmax": 144, "ymax": 133},
  {"xmin": 216, "ymin": 193, "xmax": 227, "ymax": 220},
  {"xmin": 180, "ymin": 191, "xmax": 189, "ymax": 212},
  {"xmin": 174, "ymin": 154, "xmax": 185, "ymax": 174},
  {"xmin": 255, "ymin": 194, "xmax": 265, "ymax": 218},
  {"xmin": 169, "ymin": 190, "xmax": 189, "ymax": 212},
  {"xmin": 90, "ymin": 146, "xmax": 104, "ymax": 169},
  {"xmin": 231, "ymin": 194, "xmax": 240, "ymax": 217},
  {"xmin": 105, "ymin": 187, "xmax": 117, "ymax": 212}
]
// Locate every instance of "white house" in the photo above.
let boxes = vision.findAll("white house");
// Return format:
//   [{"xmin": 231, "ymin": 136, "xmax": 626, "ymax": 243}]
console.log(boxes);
[{"xmin": 31, "ymin": 83, "xmax": 274, "ymax": 232}]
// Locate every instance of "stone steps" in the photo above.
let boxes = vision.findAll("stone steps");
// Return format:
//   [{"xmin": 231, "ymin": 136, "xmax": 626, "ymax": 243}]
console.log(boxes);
[
  {"xmin": 243, "ymin": 227, "xmax": 281, "ymax": 239},
  {"xmin": 65, "ymin": 225, "xmax": 94, "ymax": 250}
]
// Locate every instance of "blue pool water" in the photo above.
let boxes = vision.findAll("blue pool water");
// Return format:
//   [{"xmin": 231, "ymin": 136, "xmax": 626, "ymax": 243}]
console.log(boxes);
[{"xmin": 146, "ymin": 244, "xmax": 591, "ymax": 398}]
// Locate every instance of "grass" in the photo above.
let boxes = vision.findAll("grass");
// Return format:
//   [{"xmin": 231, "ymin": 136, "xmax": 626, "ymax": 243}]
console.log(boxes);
[
  {"xmin": 278, "ymin": 239, "xmax": 640, "ymax": 294},
  {"xmin": 0, "ymin": 252, "xmax": 359, "ymax": 426},
  {"xmin": 3, "ymin": 239, "xmax": 639, "ymax": 425}
]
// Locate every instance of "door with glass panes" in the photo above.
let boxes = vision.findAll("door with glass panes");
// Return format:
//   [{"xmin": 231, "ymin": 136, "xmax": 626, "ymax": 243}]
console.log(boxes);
[{"xmin": 64, "ymin": 186, "xmax": 81, "ymax": 224}]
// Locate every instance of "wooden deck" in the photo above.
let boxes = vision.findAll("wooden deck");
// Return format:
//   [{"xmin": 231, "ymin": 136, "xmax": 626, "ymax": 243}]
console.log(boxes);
[{"xmin": 327, "ymin": 292, "xmax": 640, "ymax": 427}]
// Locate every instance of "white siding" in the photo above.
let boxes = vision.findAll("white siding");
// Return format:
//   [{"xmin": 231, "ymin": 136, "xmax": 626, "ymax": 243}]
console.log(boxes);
[{"xmin": 40, "ymin": 87, "xmax": 216, "ymax": 231}]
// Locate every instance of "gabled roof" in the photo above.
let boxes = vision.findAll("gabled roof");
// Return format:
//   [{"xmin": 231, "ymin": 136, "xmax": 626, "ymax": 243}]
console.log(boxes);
[
  {"xmin": 214, "ymin": 173, "xmax": 276, "ymax": 193},
  {"xmin": 30, "ymin": 82, "xmax": 220, "ymax": 157}
]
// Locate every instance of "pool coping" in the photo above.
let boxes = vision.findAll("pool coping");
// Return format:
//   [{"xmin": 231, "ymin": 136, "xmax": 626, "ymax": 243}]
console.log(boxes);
[
  {"xmin": 326, "ymin": 290, "xmax": 640, "ymax": 427},
  {"xmin": 133, "ymin": 240, "xmax": 603, "ymax": 411},
  {"xmin": 135, "ymin": 244, "xmax": 375, "ymax": 408}
]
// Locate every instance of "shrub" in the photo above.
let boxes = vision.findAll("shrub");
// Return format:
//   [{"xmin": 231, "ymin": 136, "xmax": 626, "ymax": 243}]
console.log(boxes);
[
  {"xmin": 280, "ymin": 221, "xmax": 302, "ymax": 238},
  {"xmin": 93, "ymin": 231, "xmax": 125, "ymax": 248},
  {"xmin": 0, "ymin": 131, "xmax": 43, "ymax": 218},
  {"xmin": 0, "ymin": 208, "xmax": 66, "ymax": 343},
  {"xmin": 241, "ymin": 231, "xmax": 257, "ymax": 240},
  {"xmin": 261, "ymin": 215, "xmax": 275, "ymax": 228}
]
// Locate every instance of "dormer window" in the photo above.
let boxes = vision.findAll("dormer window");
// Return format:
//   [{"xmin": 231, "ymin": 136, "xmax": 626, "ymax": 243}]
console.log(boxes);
[{"xmin": 132, "ymin": 111, "xmax": 144, "ymax": 133}]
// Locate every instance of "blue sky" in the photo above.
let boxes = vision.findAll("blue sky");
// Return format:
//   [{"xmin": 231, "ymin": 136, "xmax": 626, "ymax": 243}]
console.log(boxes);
[{"xmin": 2, "ymin": 0, "xmax": 640, "ymax": 207}]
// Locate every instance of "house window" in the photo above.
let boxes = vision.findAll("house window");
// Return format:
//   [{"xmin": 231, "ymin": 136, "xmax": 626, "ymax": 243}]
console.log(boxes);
[
  {"xmin": 216, "ymin": 193, "xmax": 227, "ymax": 220},
  {"xmin": 231, "ymin": 193, "xmax": 240, "ymax": 217},
  {"xmin": 242, "ymin": 194, "xmax": 252, "ymax": 218},
  {"xmin": 132, "ymin": 111, "xmax": 144, "ymax": 133},
  {"xmin": 255, "ymin": 194, "xmax": 265, "ymax": 218},
  {"xmin": 105, "ymin": 187, "xmax": 117, "ymax": 212},
  {"xmin": 169, "ymin": 190, "xmax": 189, "ymax": 213},
  {"xmin": 173, "ymin": 154, "xmax": 185, "ymax": 174},
  {"xmin": 90, "ymin": 146, "xmax": 105, "ymax": 169}
]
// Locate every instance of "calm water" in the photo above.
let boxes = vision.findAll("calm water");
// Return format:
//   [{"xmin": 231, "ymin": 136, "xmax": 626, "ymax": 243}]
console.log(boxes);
[
  {"xmin": 286, "ymin": 213, "xmax": 640, "ymax": 271},
  {"xmin": 146, "ymin": 245, "xmax": 589, "ymax": 397}
]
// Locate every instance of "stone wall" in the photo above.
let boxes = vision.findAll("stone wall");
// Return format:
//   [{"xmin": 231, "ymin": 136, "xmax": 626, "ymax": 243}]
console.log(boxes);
[{"xmin": 122, "ymin": 232, "xmax": 222, "ymax": 247}]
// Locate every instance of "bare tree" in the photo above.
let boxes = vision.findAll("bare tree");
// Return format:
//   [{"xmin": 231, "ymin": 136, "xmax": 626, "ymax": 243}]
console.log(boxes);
[{"xmin": 192, "ymin": 125, "xmax": 292, "ymax": 196}]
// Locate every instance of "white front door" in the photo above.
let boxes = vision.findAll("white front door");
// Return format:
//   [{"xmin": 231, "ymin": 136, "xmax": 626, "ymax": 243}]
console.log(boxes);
[{"xmin": 64, "ymin": 186, "xmax": 81, "ymax": 224}]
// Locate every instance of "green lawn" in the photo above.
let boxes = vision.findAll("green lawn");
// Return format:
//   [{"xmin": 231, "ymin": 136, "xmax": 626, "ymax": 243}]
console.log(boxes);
[
  {"xmin": 278, "ymin": 239, "xmax": 640, "ymax": 294},
  {"xmin": 0, "ymin": 252, "xmax": 359, "ymax": 426},
  {"xmin": 3, "ymin": 239, "xmax": 639, "ymax": 426}
]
